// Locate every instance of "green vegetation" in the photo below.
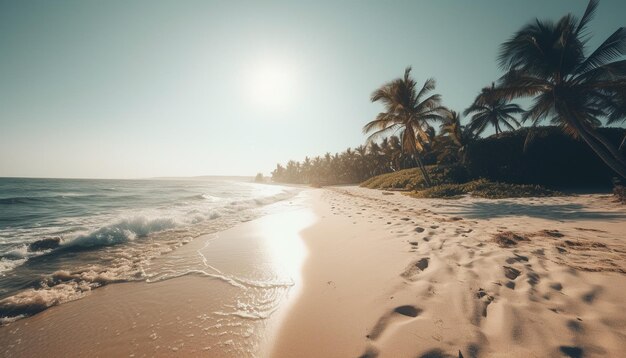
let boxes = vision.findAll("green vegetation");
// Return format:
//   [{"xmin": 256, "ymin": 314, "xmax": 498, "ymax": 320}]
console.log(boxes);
[
  {"xmin": 270, "ymin": 0, "xmax": 626, "ymax": 196},
  {"xmin": 464, "ymin": 127, "xmax": 625, "ymax": 187},
  {"xmin": 497, "ymin": 0, "xmax": 626, "ymax": 178},
  {"xmin": 362, "ymin": 67, "xmax": 449, "ymax": 187},
  {"xmin": 410, "ymin": 179, "xmax": 560, "ymax": 199},
  {"xmin": 360, "ymin": 165, "xmax": 467, "ymax": 190}
]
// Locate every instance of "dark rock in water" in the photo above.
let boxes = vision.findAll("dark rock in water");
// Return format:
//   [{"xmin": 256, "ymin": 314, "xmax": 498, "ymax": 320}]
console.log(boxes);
[{"xmin": 28, "ymin": 237, "xmax": 61, "ymax": 251}]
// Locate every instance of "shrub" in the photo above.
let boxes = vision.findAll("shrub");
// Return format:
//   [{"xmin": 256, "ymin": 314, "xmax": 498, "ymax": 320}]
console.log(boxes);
[
  {"xmin": 410, "ymin": 179, "xmax": 560, "ymax": 199},
  {"xmin": 464, "ymin": 126, "xmax": 625, "ymax": 188},
  {"xmin": 360, "ymin": 164, "xmax": 468, "ymax": 190}
]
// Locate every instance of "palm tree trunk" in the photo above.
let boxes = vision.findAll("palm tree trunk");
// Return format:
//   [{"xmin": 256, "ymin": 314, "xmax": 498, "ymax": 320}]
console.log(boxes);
[
  {"xmin": 576, "ymin": 125, "xmax": 626, "ymax": 179},
  {"xmin": 414, "ymin": 154, "xmax": 432, "ymax": 188}
]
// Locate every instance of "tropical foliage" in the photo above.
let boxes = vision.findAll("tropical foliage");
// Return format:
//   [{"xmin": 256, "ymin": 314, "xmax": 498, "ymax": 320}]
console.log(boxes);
[
  {"xmin": 270, "ymin": 0, "xmax": 626, "ymax": 189},
  {"xmin": 464, "ymin": 83, "xmax": 524, "ymax": 136},
  {"xmin": 272, "ymin": 136, "xmax": 409, "ymax": 185},
  {"xmin": 495, "ymin": 0, "xmax": 626, "ymax": 176},
  {"xmin": 363, "ymin": 67, "xmax": 450, "ymax": 187}
]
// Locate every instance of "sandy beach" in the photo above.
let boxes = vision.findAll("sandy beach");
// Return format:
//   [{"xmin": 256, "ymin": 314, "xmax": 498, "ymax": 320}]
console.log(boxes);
[
  {"xmin": 2, "ymin": 0, "xmax": 626, "ymax": 356},
  {"xmin": 273, "ymin": 187, "xmax": 626, "ymax": 357},
  {"xmin": 2, "ymin": 186, "xmax": 626, "ymax": 357}
]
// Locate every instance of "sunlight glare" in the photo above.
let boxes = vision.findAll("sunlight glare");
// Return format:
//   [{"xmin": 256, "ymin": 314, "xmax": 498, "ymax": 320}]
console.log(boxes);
[{"xmin": 245, "ymin": 58, "xmax": 297, "ymax": 112}]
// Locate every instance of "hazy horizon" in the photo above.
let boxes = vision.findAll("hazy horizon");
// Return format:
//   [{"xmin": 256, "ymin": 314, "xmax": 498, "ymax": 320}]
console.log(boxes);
[{"xmin": 1, "ymin": 0, "xmax": 625, "ymax": 179}]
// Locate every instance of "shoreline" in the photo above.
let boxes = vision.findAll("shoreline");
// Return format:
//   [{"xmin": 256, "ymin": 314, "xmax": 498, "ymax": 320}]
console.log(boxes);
[
  {"xmin": 0, "ymin": 192, "xmax": 315, "ymax": 357},
  {"xmin": 1, "ymin": 187, "xmax": 625, "ymax": 357}
]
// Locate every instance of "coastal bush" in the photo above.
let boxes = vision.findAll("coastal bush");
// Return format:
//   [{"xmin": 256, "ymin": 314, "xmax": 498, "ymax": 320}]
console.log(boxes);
[
  {"xmin": 464, "ymin": 127, "xmax": 626, "ymax": 188},
  {"xmin": 360, "ymin": 164, "xmax": 468, "ymax": 190},
  {"xmin": 410, "ymin": 183, "xmax": 466, "ymax": 198},
  {"xmin": 410, "ymin": 179, "xmax": 560, "ymax": 199}
]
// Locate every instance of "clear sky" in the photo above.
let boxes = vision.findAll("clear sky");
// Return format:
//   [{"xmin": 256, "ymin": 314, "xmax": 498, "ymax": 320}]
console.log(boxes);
[{"xmin": 1, "ymin": 0, "xmax": 624, "ymax": 179}]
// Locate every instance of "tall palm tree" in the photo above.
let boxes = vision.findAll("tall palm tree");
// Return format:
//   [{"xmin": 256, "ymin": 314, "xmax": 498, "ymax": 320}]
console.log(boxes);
[
  {"xmin": 496, "ymin": 0, "xmax": 626, "ymax": 178},
  {"xmin": 464, "ymin": 83, "xmax": 524, "ymax": 137},
  {"xmin": 363, "ymin": 67, "xmax": 449, "ymax": 187}
]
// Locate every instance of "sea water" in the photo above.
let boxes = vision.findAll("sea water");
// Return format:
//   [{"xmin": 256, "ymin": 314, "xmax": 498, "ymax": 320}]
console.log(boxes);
[{"xmin": 0, "ymin": 177, "xmax": 298, "ymax": 323}]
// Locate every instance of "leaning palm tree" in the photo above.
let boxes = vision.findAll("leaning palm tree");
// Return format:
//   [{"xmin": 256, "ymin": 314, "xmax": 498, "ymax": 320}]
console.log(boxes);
[
  {"xmin": 605, "ymin": 89, "xmax": 626, "ymax": 151},
  {"xmin": 464, "ymin": 83, "xmax": 524, "ymax": 137},
  {"xmin": 363, "ymin": 67, "xmax": 449, "ymax": 187},
  {"xmin": 496, "ymin": 0, "xmax": 626, "ymax": 178}
]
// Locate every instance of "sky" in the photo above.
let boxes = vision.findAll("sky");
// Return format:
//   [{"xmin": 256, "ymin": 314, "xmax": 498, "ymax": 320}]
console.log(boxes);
[{"xmin": 1, "ymin": 0, "xmax": 625, "ymax": 179}]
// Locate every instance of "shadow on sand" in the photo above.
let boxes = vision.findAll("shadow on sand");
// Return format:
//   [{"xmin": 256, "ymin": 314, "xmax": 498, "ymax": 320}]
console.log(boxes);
[{"xmin": 440, "ymin": 201, "xmax": 626, "ymax": 221}]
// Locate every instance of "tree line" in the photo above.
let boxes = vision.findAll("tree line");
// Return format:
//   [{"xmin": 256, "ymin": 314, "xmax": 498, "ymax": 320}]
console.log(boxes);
[{"xmin": 272, "ymin": 0, "xmax": 625, "ymax": 185}]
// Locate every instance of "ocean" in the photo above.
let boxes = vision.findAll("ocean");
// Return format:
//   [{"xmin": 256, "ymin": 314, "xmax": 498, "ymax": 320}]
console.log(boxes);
[{"xmin": 0, "ymin": 177, "xmax": 299, "ymax": 324}]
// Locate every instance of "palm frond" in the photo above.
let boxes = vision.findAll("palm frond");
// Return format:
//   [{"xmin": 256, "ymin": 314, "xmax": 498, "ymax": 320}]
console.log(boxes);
[
  {"xmin": 575, "ymin": 0, "xmax": 599, "ymax": 37},
  {"xmin": 364, "ymin": 123, "xmax": 401, "ymax": 144},
  {"xmin": 415, "ymin": 78, "xmax": 436, "ymax": 102},
  {"xmin": 576, "ymin": 27, "xmax": 626, "ymax": 74}
]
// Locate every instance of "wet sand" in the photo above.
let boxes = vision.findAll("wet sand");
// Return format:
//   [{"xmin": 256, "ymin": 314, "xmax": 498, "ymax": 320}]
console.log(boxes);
[{"xmin": 0, "ymin": 197, "xmax": 313, "ymax": 357}]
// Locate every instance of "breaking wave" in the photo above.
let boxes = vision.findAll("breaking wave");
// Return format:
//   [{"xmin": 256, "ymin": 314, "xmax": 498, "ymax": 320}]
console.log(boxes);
[
  {"xmin": 0, "ymin": 182, "xmax": 300, "ymax": 324},
  {"xmin": 62, "ymin": 217, "xmax": 177, "ymax": 249}
]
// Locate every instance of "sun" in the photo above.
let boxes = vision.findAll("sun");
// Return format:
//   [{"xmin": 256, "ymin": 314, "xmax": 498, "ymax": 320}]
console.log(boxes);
[{"xmin": 245, "ymin": 58, "xmax": 297, "ymax": 112}]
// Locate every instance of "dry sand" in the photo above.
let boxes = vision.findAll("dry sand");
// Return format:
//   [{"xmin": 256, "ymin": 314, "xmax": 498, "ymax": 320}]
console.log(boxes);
[{"xmin": 272, "ymin": 187, "xmax": 626, "ymax": 358}]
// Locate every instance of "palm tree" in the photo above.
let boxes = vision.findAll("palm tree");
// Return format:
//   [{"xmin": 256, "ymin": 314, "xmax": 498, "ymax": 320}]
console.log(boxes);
[
  {"xmin": 363, "ymin": 67, "xmax": 449, "ymax": 187},
  {"xmin": 464, "ymin": 83, "xmax": 524, "ymax": 137},
  {"xmin": 438, "ymin": 110, "xmax": 475, "ymax": 163},
  {"xmin": 496, "ymin": 0, "xmax": 626, "ymax": 178}
]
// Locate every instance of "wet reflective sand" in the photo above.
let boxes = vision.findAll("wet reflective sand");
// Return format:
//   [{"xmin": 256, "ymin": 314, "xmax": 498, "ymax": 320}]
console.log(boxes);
[{"xmin": 0, "ymin": 197, "xmax": 314, "ymax": 357}]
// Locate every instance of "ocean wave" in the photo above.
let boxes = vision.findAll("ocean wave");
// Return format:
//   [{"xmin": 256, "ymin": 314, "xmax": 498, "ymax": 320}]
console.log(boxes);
[
  {"xmin": 0, "ymin": 185, "xmax": 301, "ymax": 323},
  {"xmin": 3, "ymin": 245, "xmax": 28, "ymax": 260},
  {"xmin": 185, "ymin": 193, "xmax": 223, "ymax": 202},
  {"xmin": 0, "ymin": 268, "xmax": 131, "ymax": 318},
  {"xmin": 0, "ymin": 258, "xmax": 27, "ymax": 277},
  {"xmin": 61, "ymin": 217, "xmax": 177, "ymax": 249},
  {"xmin": 0, "ymin": 196, "xmax": 49, "ymax": 205},
  {"xmin": 0, "ymin": 194, "xmax": 93, "ymax": 205}
]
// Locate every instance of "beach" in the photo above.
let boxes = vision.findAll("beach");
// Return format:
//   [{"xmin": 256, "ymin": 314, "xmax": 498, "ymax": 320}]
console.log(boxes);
[
  {"xmin": 2, "ymin": 186, "xmax": 626, "ymax": 357},
  {"xmin": 273, "ymin": 187, "xmax": 626, "ymax": 357}
]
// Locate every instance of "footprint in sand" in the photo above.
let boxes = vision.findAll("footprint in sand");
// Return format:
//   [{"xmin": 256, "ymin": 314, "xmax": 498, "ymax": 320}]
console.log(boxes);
[
  {"xmin": 581, "ymin": 286, "xmax": 602, "ymax": 304},
  {"xmin": 394, "ymin": 305, "xmax": 421, "ymax": 317},
  {"xmin": 358, "ymin": 347, "xmax": 380, "ymax": 358},
  {"xmin": 505, "ymin": 254, "xmax": 529, "ymax": 264},
  {"xmin": 367, "ymin": 305, "xmax": 423, "ymax": 340},
  {"xmin": 476, "ymin": 288, "xmax": 495, "ymax": 318},
  {"xmin": 560, "ymin": 346, "xmax": 584, "ymax": 358},
  {"xmin": 401, "ymin": 258, "xmax": 430, "ymax": 279},
  {"xmin": 526, "ymin": 271, "xmax": 540, "ymax": 286},
  {"xmin": 503, "ymin": 266, "xmax": 521, "ymax": 280},
  {"xmin": 549, "ymin": 282, "xmax": 563, "ymax": 291}
]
